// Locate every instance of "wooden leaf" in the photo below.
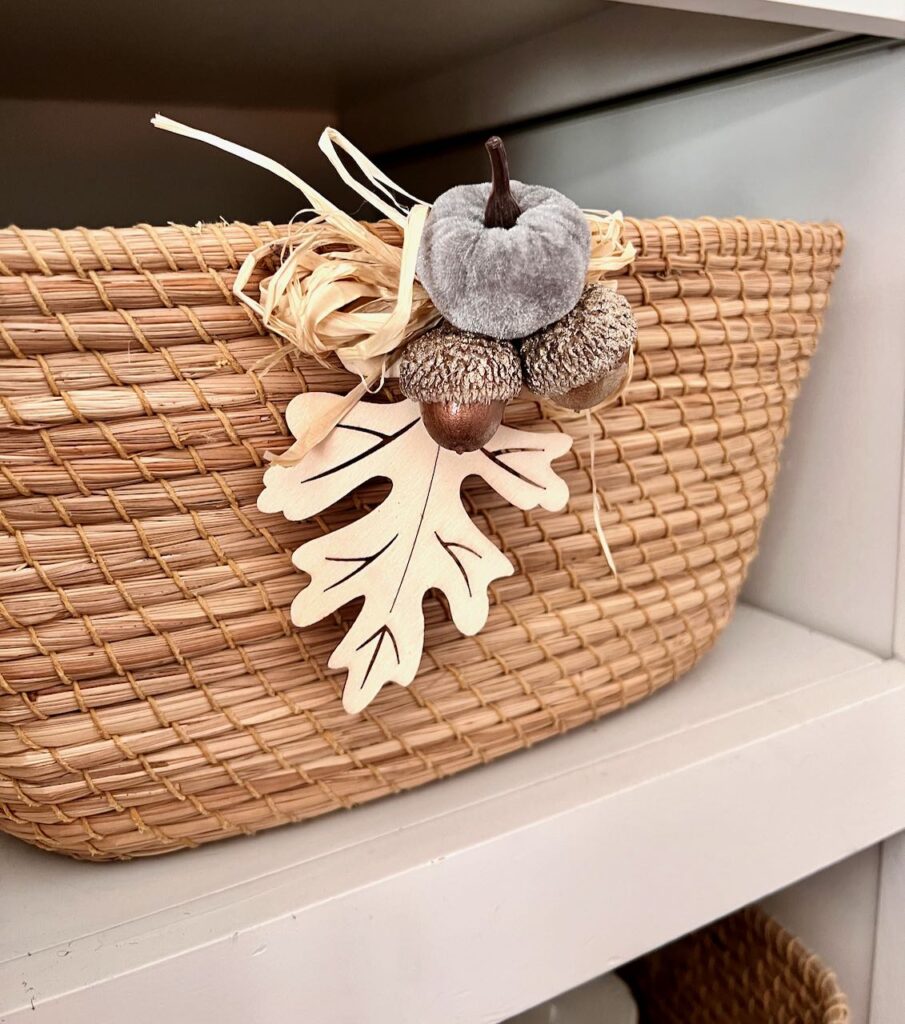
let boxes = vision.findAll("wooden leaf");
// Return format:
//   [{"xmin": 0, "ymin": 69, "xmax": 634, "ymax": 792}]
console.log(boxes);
[{"xmin": 259, "ymin": 394, "xmax": 572, "ymax": 712}]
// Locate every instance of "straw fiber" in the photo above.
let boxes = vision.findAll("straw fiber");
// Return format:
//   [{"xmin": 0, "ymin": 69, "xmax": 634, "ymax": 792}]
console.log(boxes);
[
  {"xmin": 0, "ymin": 216, "xmax": 843, "ymax": 859},
  {"xmin": 624, "ymin": 905, "xmax": 849, "ymax": 1023}
]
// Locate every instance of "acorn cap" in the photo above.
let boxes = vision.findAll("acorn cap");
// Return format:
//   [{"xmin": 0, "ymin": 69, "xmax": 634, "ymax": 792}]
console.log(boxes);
[
  {"xmin": 399, "ymin": 322, "xmax": 523, "ymax": 405},
  {"xmin": 521, "ymin": 284, "xmax": 637, "ymax": 397}
]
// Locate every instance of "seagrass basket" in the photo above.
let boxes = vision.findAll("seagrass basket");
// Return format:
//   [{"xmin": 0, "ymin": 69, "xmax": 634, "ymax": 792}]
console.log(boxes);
[
  {"xmin": 624, "ymin": 905, "xmax": 850, "ymax": 1023},
  {"xmin": 0, "ymin": 216, "xmax": 844, "ymax": 859}
]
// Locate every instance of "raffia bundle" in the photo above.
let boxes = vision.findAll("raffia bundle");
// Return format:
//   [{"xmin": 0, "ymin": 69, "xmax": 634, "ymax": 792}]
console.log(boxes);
[{"xmin": 0, "ymin": 214, "xmax": 843, "ymax": 858}]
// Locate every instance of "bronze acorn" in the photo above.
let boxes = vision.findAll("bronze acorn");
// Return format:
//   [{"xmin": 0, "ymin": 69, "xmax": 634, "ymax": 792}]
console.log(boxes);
[
  {"xmin": 521, "ymin": 284, "xmax": 637, "ymax": 411},
  {"xmin": 399, "ymin": 322, "xmax": 522, "ymax": 453}
]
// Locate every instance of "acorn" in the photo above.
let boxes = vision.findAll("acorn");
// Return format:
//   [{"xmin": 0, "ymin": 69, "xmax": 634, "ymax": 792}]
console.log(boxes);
[
  {"xmin": 399, "ymin": 322, "xmax": 522, "ymax": 453},
  {"xmin": 521, "ymin": 284, "xmax": 637, "ymax": 411}
]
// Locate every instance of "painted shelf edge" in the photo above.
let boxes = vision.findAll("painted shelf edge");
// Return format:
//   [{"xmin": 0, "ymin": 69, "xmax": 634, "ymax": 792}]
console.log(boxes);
[{"xmin": 3, "ymin": 605, "xmax": 904, "ymax": 1023}]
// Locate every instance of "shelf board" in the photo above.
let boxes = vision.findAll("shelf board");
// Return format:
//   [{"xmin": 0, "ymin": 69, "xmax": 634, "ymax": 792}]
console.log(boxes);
[
  {"xmin": 0, "ymin": 4, "xmax": 852, "ymax": 125},
  {"xmin": 628, "ymin": 0, "xmax": 905, "ymax": 39},
  {"xmin": 3, "ymin": 605, "xmax": 905, "ymax": 1023},
  {"xmin": 0, "ymin": 0, "xmax": 604, "ymax": 108}
]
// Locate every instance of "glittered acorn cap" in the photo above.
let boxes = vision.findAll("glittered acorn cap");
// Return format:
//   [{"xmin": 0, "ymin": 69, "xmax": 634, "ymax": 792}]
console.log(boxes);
[
  {"xmin": 399, "ymin": 322, "xmax": 523, "ymax": 405},
  {"xmin": 521, "ymin": 284, "xmax": 637, "ymax": 398}
]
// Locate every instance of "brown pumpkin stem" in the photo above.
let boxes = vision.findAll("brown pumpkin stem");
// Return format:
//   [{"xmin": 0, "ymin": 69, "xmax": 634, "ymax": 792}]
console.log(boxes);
[{"xmin": 484, "ymin": 136, "xmax": 521, "ymax": 229}]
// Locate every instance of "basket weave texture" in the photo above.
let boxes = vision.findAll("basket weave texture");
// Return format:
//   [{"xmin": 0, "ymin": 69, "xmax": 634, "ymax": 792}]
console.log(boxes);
[
  {"xmin": 0, "ymin": 216, "xmax": 843, "ymax": 859},
  {"xmin": 624, "ymin": 905, "xmax": 850, "ymax": 1023}
]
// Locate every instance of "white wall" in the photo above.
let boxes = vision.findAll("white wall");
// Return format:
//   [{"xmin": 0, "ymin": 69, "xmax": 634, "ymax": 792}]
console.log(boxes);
[
  {"xmin": 0, "ymin": 99, "xmax": 339, "ymax": 228},
  {"xmin": 387, "ymin": 46, "xmax": 905, "ymax": 656}
]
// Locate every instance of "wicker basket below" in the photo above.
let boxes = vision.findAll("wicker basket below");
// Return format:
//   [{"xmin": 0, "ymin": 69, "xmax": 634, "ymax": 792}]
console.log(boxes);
[
  {"xmin": 624, "ymin": 905, "xmax": 849, "ymax": 1023},
  {"xmin": 0, "ymin": 215, "xmax": 844, "ymax": 859}
]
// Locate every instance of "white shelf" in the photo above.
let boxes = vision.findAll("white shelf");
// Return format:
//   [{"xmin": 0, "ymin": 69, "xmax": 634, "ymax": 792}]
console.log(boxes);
[
  {"xmin": 3, "ymin": 605, "xmax": 905, "ymax": 1022},
  {"xmin": 628, "ymin": 0, "xmax": 905, "ymax": 37}
]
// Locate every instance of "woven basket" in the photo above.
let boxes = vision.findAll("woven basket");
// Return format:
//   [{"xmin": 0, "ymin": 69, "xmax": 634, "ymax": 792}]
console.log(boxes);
[
  {"xmin": 0, "ymin": 216, "xmax": 843, "ymax": 859},
  {"xmin": 624, "ymin": 905, "xmax": 850, "ymax": 1023}
]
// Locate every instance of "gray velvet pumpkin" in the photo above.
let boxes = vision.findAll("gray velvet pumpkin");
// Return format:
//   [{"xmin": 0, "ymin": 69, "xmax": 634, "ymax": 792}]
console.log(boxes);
[{"xmin": 416, "ymin": 179, "xmax": 591, "ymax": 340}]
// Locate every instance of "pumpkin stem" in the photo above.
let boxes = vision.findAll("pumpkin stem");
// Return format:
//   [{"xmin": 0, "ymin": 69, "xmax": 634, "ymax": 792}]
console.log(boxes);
[{"xmin": 484, "ymin": 137, "xmax": 521, "ymax": 229}]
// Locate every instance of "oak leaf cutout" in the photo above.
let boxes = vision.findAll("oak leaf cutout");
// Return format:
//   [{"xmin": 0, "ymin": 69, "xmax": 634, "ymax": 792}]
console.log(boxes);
[{"xmin": 259, "ymin": 394, "xmax": 572, "ymax": 713}]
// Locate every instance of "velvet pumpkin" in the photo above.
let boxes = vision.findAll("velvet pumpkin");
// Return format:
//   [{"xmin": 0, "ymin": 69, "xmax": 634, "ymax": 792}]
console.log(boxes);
[{"xmin": 415, "ymin": 138, "xmax": 590, "ymax": 340}]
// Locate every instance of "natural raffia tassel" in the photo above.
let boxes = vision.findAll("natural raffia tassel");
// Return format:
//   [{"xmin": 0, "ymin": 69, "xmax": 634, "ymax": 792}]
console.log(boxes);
[
  {"xmin": 584, "ymin": 346, "xmax": 634, "ymax": 576},
  {"xmin": 152, "ymin": 115, "xmax": 437, "ymax": 459},
  {"xmin": 152, "ymin": 115, "xmax": 438, "ymax": 376}
]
